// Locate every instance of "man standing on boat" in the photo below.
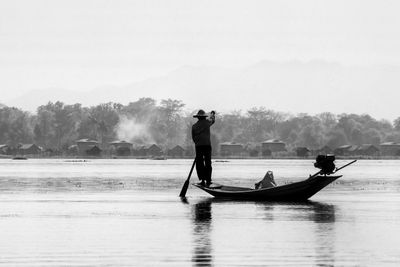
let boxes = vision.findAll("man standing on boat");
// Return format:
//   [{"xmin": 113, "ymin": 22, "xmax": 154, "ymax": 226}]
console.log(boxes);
[{"xmin": 192, "ymin": 109, "xmax": 216, "ymax": 187}]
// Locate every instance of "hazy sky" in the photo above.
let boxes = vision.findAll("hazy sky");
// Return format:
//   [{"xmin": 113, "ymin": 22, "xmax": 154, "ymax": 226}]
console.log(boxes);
[{"xmin": 1, "ymin": 0, "xmax": 399, "ymax": 102}]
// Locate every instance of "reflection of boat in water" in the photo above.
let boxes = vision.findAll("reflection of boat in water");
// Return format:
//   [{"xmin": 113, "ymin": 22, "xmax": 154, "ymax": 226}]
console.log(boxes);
[
  {"xmin": 254, "ymin": 200, "xmax": 336, "ymax": 222},
  {"xmin": 308, "ymin": 201, "xmax": 336, "ymax": 223},
  {"xmin": 193, "ymin": 175, "xmax": 342, "ymax": 201},
  {"xmin": 182, "ymin": 197, "xmax": 337, "ymax": 266}
]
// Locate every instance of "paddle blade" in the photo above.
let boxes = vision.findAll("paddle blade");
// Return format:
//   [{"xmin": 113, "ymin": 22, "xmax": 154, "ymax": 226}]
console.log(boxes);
[
  {"xmin": 179, "ymin": 158, "xmax": 196, "ymax": 197},
  {"xmin": 179, "ymin": 179, "xmax": 190, "ymax": 197}
]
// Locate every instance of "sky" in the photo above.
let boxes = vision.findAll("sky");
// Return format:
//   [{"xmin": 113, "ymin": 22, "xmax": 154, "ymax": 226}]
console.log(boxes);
[{"xmin": 1, "ymin": 0, "xmax": 400, "ymax": 112}]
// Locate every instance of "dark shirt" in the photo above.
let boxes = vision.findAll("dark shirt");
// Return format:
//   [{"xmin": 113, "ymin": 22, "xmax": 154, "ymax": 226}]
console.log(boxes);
[{"xmin": 192, "ymin": 116, "xmax": 215, "ymax": 146}]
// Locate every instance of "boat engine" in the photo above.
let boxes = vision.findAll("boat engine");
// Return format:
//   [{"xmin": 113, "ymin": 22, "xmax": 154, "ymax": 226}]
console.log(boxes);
[{"xmin": 314, "ymin": 154, "xmax": 336, "ymax": 175}]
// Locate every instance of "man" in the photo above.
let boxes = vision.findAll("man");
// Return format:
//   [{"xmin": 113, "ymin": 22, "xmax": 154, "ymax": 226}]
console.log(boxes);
[{"xmin": 192, "ymin": 109, "xmax": 216, "ymax": 187}]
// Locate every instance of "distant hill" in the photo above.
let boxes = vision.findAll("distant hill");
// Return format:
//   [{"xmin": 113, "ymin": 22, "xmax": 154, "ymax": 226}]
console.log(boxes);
[
  {"xmin": 0, "ymin": 103, "xmax": 6, "ymax": 109},
  {"xmin": 6, "ymin": 61, "xmax": 400, "ymax": 120},
  {"xmin": 6, "ymin": 88, "xmax": 91, "ymax": 112}
]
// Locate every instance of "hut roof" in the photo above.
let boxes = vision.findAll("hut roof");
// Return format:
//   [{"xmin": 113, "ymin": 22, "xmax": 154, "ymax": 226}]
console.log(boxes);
[
  {"xmin": 336, "ymin": 145, "xmax": 352, "ymax": 150},
  {"xmin": 220, "ymin": 142, "xmax": 243, "ymax": 146},
  {"xmin": 135, "ymin": 144, "xmax": 161, "ymax": 150},
  {"xmin": 358, "ymin": 144, "xmax": 379, "ymax": 151},
  {"xmin": 110, "ymin": 140, "xmax": 132, "ymax": 145},
  {"xmin": 20, "ymin": 144, "xmax": 38, "ymax": 150},
  {"xmin": 380, "ymin": 142, "xmax": 400, "ymax": 146},
  {"xmin": 76, "ymin": 138, "xmax": 98, "ymax": 143},
  {"xmin": 348, "ymin": 145, "xmax": 359, "ymax": 152},
  {"xmin": 170, "ymin": 145, "xmax": 184, "ymax": 150},
  {"xmin": 296, "ymin": 147, "xmax": 310, "ymax": 152},
  {"xmin": 149, "ymin": 144, "xmax": 160, "ymax": 148},
  {"xmin": 262, "ymin": 139, "xmax": 285, "ymax": 144}
]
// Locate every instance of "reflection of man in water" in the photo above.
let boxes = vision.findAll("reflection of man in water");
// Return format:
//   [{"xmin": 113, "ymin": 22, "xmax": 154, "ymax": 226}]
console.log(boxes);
[
  {"xmin": 192, "ymin": 200, "xmax": 213, "ymax": 266},
  {"xmin": 192, "ymin": 110, "xmax": 216, "ymax": 187}
]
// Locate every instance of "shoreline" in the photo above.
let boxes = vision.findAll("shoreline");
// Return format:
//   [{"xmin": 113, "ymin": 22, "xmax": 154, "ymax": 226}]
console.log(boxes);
[{"xmin": 1, "ymin": 155, "xmax": 399, "ymax": 160}]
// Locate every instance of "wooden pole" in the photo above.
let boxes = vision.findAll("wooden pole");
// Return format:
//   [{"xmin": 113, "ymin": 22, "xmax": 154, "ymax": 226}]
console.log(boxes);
[
  {"xmin": 334, "ymin": 159, "xmax": 357, "ymax": 173},
  {"xmin": 179, "ymin": 158, "xmax": 196, "ymax": 197}
]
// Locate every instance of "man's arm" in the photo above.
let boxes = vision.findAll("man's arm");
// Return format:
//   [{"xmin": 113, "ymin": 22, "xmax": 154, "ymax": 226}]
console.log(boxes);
[{"xmin": 191, "ymin": 125, "xmax": 195, "ymax": 142}]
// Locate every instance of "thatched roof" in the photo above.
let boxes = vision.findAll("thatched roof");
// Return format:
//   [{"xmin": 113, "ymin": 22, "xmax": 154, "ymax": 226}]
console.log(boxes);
[{"xmin": 76, "ymin": 138, "xmax": 98, "ymax": 143}]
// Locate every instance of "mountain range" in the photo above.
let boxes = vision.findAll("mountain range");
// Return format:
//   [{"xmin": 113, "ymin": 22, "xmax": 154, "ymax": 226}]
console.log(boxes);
[{"xmin": 5, "ymin": 60, "xmax": 400, "ymax": 120}]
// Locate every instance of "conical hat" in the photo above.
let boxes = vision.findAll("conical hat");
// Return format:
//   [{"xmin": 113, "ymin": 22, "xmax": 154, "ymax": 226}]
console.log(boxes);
[{"xmin": 193, "ymin": 109, "xmax": 208, "ymax": 118}]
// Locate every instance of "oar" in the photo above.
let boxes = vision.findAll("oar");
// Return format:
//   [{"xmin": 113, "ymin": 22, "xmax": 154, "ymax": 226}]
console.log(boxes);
[
  {"xmin": 179, "ymin": 158, "xmax": 196, "ymax": 197},
  {"xmin": 334, "ymin": 159, "xmax": 357, "ymax": 173}
]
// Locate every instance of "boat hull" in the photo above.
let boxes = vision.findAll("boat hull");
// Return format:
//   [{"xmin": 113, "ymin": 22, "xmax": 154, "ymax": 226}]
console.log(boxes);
[{"xmin": 193, "ymin": 175, "xmax": 342, "ymax": 201}]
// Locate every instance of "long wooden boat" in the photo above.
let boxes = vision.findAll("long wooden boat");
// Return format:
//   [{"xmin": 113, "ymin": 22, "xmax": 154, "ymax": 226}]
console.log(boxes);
[{"xmin": 193, "ymin": 174, "xmax": 342, "ymax": 201}]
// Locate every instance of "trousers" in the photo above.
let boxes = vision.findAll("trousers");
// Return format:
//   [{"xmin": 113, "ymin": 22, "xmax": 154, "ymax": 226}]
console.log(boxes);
[{"xmin": 195, "ymin": 145, "xmax": 212, "ymax": 183}]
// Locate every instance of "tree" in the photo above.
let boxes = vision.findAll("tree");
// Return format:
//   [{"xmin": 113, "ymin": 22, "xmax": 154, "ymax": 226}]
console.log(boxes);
[
  {"xmin": 296, "ymin": 124, "xmax": 324, "ymax": 149},
  {"xmin": 214, "ymin": 112, "xmax": 242, "ymax": 143},
  {"xmin": 77, "ymin": 112, "xmax": 97, "ymax": 140},
  {"xmin": 2, "ymin": 98, "xmax": 400, "ymax": 155},
  {"xmin": 87, "ymin": 103, "xmax": 120, "ymax": 145},
  {"xmin": 245, "ymin": 107, "xmax": 270, "ymax": 142},
  {"xmin": 336, "ymin": 115, "xmax": 360, "ymax": 137},
  {"xmin": 122, "ymin": 98, "xmax": 157, "ymax": 121},
  {"xmin": 35, "ymin": 102, "xmax": 82, "ymax": 149},
  {"xmin": 34, "ymin": 109, "xmax": 54, "ymax": 147},
  {"xmin": 276, "ymin": 118, "xmax": 299, "ymax": 142},
  {"xmin": 350, "ymin": 127, "xmax": 363, "ymax": 145},
  {"xmin": 363, "ymin": 128, "xmax": 381, "ymax": 146},
  {"xmin": 394, "ymin": 117, "xmax": 400, "ymax": 131},
  {"xmin": 384, "ymin": 132, "xmax": 400, "ymax": 143},
  {"xmin": 0, "ymin": 107, "xmax": 34, "ymax": 146},
  {"xmin": 326, "ymin": 129, "xmax": 348, "ymax": 148},
  {"xmin": 157, "ymin": 99, "xmax": 185, "ymax": 147},
  {"xmin": 318, "ymin": 112, "xmax": 337, "ymax": 130}
]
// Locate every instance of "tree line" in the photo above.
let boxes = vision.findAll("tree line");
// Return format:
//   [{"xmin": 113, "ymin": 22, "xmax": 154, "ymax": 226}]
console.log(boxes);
[{"xmin": 1, "ymin": 97, "xmax": 400, "ymax": 153}]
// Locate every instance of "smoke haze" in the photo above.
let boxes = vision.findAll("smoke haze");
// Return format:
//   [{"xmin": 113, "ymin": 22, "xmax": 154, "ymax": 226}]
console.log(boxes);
[{"xmin": 116, "ymin": 116, "xmax": 154, "ymax": 144}]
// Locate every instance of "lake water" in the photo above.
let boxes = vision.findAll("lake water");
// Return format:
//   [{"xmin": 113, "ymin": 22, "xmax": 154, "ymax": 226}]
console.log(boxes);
[{"xmin": 0, "ymin": 158, "xmax": 399, "ymax": 266}]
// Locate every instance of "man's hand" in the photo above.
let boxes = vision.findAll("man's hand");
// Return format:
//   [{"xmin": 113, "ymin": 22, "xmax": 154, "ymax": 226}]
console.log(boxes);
[{"xmin": 209, "ymin": 110, "xmax": 216, "ymax": 124}]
